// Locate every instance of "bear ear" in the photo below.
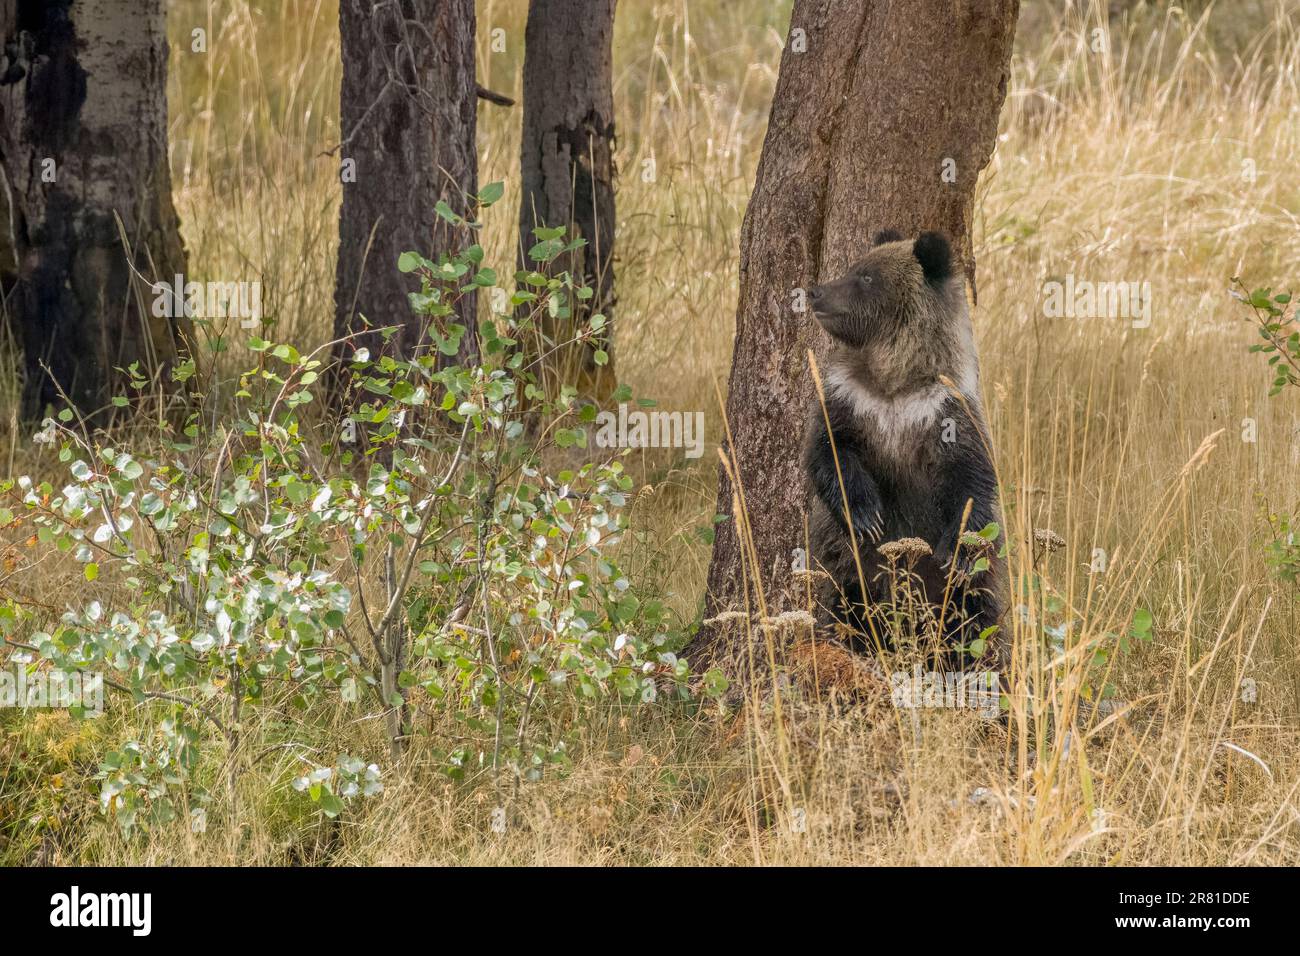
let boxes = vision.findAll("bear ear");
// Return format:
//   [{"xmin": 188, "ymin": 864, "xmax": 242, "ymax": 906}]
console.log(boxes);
[
  {"xmin": 914, "ymin": 231, "xmax": 953, "ymax": 286},
  {"xmin": 872, "ymin": 228, "xmax": 904, "ymax": 246}
]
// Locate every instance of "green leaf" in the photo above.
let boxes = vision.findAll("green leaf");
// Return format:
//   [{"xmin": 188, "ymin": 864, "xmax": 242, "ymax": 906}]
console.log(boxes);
[
  {"xmin": 1130, "ymin": 607, "xmax": 1154, "ymax": 640},
  {"xmin": 271, "ymin": 343, "xmax": 301, "ymax": 364},
  {"xmin": 317, "ymin": 788, "xmax": 345, "ymax": 818},
  {"xmin": 434, "ymin": 201, "xmax": 462, "ymax": 225}
]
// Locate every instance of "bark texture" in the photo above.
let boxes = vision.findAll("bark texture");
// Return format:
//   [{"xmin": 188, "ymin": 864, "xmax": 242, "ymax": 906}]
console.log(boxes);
[
  {"xmin": 517, "ymin": 0, "xmax": 617, "ymax": 399},
  {"xmin": 0, "ymin": 0, "xmax": 188, "ymax": 422},
  {"xmin": 334, "ymin": 0, "xmax": 477, "ymax": 364},
  {"xmin": 689, "ymin": 0, "xmax": 1019, "ymax": 666}
]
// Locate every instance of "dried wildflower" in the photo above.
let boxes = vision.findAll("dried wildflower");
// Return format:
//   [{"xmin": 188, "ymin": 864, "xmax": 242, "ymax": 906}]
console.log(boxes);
[
  {"xmin": 877, "ymin": 537, "xmax": 932, "ymax": 565},
  {"xmin": 763, "ymin": 609, "xmax": 817, "ymax": 631},
  {"xmin": 702, "ymin": 610, "xmax": 749, "ymax": 626},
  {"xmin": 791, "ymin": 567, "xmax": 833, "ymax": 584},
  {"xmin": 1033, "ymin": 528, "xmax": 1065, "ymax": 554}
]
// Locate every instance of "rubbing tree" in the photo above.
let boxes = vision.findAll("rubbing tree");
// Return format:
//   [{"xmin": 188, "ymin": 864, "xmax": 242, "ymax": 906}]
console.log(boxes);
[
  {"xmin": 0, "ymin": 0, "xmax": 188, "ymax": 422},
  {"xmin": 687, "ymin": 0, "xmax": 1019, "ymax": 666},
  {"xmin": 334, "ymin": 0, "xmax": 477, "ymax": 366},
  {"xmin": 517, "ymin": 0, "xmax": 617, "ymax": 399}
]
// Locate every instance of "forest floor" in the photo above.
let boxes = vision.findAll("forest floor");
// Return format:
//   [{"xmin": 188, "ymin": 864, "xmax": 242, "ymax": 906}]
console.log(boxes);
[{"xmin": 3, "ymin": 0, "xmax": 1300, "ymax": 865}]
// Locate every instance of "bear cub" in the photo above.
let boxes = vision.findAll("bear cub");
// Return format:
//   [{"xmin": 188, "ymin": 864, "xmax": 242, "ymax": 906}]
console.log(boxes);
[{"xmin": 804, "ymin": 229, "xmax": 1006, "ymax": 665}]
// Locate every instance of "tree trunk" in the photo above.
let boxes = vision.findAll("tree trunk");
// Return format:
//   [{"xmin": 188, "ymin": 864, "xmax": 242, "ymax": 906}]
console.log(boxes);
[
  {"xmin": 689, "ymin": 0, "xmax": 1019, "ymax": 667},
  {"xmin": 334, "ymin": 0, "xmax": 477, "ymax": 366},
  {"xmin": 0, "ymin": 0, "xmax": 188, "ymax": 423},
  {"xmin": 0, "ymin": 152, "xmax": 14, "ymax": 282},
  {"xmin": 517, "ymin": 0, "xmax": 617, "ymax": 401}
]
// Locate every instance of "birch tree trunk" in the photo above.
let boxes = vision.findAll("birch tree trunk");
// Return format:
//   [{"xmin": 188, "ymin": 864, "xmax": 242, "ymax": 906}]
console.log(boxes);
[
  {"xmin": 688, "ymin": 0, "xmax": 1019, "ymax": 667},
  {"xmin": 517, "ymin": 0, "xmax": 617, "ymax": 400},
  {"xmin": 0, "ymin": 0, "xmax": 188, "ymax": 423},
  {"xmin": 334, "ymin": 0, "xmax": 477, "ymax": 366}
]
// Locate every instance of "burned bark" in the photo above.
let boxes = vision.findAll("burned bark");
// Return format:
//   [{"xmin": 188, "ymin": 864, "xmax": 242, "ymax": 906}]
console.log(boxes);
[{"xmin": 0, "ymin": 0, "xmax": 188, "ymax": 423}]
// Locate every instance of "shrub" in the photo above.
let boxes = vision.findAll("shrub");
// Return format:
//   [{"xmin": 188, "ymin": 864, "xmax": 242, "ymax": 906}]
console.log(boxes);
[{"xmin": 0, "ymin": 185, "xmax": 707, "ymax": 834}]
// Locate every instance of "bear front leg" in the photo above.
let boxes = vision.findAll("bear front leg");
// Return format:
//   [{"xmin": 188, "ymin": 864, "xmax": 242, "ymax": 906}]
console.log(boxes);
[
  {"xmin": 932, "ymin": 416, "xmax": 1006, "ymax": 658},
  {"xmin": 932, "ymin": 414, "xmax": 1002, "ymax": 582},
  {"xmin": 805, "ymin": 416, "xmax": 884, "ymax": 544}
]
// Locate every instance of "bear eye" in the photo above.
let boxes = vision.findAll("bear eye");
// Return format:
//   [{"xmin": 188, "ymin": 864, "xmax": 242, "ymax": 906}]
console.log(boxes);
[{"xmin": 857, "ymin": 272, "xmax": 873, "ymax": 286}]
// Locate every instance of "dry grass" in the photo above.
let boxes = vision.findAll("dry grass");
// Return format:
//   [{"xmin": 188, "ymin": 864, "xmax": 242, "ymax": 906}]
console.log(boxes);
[{"xmin": 3, "ymin": 0, "xmax": 1300, "ymax": 865}]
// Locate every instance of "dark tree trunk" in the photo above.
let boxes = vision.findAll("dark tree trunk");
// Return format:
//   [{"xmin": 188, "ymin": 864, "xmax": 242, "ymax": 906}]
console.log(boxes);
[
  {"xmin": 0, "ymin": 151, "xmax": 14, "ymax": 282},
  {"xmin": 0, "ymin": 0, "xmax": 188, "ymax": 423},
  {"xmin": 688, "ymin": 0, "xmax": 1019, "ymax": 668},
  {"xmin": 334, "ymin": 0, "xmax": 477, "ymax": 366},
  {"xmin": 517, "ymin": 0, "xmax": 617, "ymax": 400}
]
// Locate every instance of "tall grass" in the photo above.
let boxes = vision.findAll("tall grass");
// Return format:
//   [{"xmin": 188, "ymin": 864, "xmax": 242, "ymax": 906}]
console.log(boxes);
[{"xmin": 2, "ymin": 0, "xmax": 1299, "ymax": 864}]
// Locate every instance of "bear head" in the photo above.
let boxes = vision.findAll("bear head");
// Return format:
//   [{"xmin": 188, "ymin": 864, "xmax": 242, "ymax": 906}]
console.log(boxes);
[{"xmin": 807, "ymin": 229, "xmax": 956, "ymax": 349}]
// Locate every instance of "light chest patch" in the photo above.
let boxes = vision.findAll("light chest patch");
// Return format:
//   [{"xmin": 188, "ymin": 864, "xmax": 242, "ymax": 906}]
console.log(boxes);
[{"xmin": 824, "ymin": 365, "xmax": 951, "ymax": 456}]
